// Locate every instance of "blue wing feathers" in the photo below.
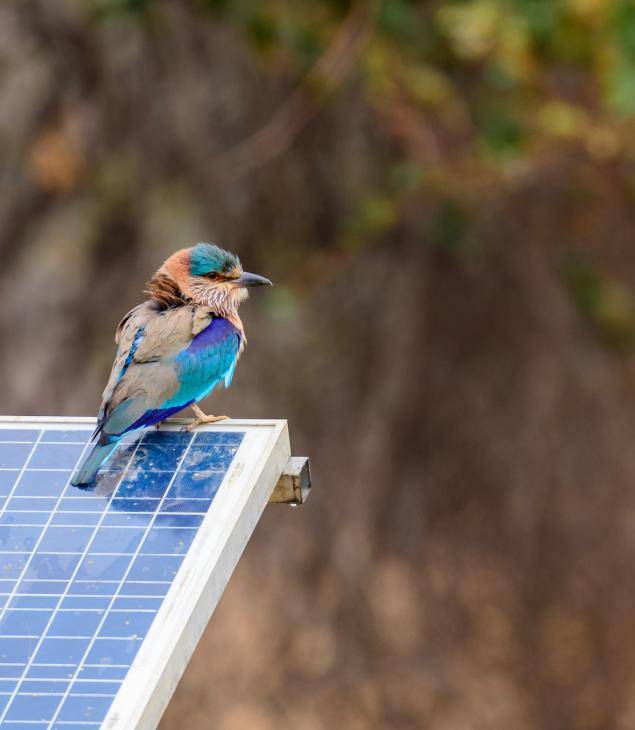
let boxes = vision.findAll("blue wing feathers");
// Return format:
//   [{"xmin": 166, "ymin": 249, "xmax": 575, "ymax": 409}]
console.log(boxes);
[
  {"xmin": 184, "ymin": 317, "xmax": 237, "ymax": 355},
  {"xmin": 89, "ymin": 316, "xmax": 240, "ymax": 448},
  {"xmin": 118, "ymin": 326, "xmax": 145, "ymax": 383},
  {"xmin": 164, "ymin": 317, "xmax": 240, "ymax": 408},
  {"xmin": 125, "ymin": 404, "xmax": 194, "ymax": 433}
]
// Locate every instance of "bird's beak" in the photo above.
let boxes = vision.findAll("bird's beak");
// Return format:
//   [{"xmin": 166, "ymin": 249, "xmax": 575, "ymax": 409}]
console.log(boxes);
[{"xmin": 234, "ymin": 272, "xmax": 273, "ymax": 288}]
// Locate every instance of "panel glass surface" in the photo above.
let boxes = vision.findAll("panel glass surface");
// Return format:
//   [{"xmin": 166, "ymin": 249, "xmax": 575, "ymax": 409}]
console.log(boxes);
[{"xmin": 0, "ymin": 425, "xmax": 244, "ymax": 728}]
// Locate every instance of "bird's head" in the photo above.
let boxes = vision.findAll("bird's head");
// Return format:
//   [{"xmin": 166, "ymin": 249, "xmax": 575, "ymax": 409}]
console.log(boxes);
[{"xmin": 147, "ymin": 242, "xmax": 272, "ymax": 315}]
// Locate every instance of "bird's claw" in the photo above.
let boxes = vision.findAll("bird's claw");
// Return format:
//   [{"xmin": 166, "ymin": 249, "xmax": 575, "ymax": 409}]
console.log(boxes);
[{"xmin": 181, "ymin": 414, "xmax": 229, "ymax": 432}]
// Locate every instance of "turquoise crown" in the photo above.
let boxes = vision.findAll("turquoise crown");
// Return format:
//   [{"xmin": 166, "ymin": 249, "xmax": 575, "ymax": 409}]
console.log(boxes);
[{"xmin": 189, "ymin": 242, "xmax": 241, "ymax": 276}]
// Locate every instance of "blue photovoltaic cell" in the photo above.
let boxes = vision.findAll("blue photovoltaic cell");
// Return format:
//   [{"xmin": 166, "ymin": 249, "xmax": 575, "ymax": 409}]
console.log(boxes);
[{"xmin": 0, "ymin": 425, "xmax": 244, "ymax": 728}]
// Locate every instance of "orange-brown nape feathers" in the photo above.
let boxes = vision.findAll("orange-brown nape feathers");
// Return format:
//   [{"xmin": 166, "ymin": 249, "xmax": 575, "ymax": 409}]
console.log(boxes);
[{"xmin": 145, "ymin": 249, "xmax": 192, "ymax": 307}]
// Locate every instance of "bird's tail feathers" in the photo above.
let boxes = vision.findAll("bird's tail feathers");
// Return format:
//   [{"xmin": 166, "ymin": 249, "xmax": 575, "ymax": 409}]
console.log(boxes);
[{"xmin": 71, "ymin": 441, "xmax": 118, "ymax": 486}]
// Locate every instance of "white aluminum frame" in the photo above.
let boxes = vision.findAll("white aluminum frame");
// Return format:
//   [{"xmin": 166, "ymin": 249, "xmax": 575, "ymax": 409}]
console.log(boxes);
[{"xmin": 0, "ymin": 416, "xmax": 291, "ymax": 730}]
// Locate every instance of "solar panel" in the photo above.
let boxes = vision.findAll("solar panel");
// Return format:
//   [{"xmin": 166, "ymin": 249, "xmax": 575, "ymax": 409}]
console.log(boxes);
[{"xmin": 0, "ymin": 416, "xmax": 291, "ymax": 729}]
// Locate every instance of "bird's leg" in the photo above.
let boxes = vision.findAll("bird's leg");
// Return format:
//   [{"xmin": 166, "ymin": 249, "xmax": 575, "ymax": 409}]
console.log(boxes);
[{"xmin": 183, "ymin": 403, "xmax": 229, "ymax": 432}]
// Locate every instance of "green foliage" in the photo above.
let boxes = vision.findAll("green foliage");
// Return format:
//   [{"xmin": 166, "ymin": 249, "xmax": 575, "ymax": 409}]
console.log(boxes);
[
  {"xmin": 87, "ymin": 0, "xmax": 635, "ymax": 152},
  {"xmin": 563, "ymin": 253, "xmax": 635, "ymax": 352},
  {"xmin": 476, "ymin": 102, "xmax": 525, "ymax": 156},
  {"xmin": 427, "ymin": 199, "xmax": 480, "ymax": 260},
  {"xmin": 84, "ymin": 0, "xmax": 635, "ymax": 355},
  {"xmin": 613, "ymin": 0, "xmax": 635, "ymax": 62},
  {"xmin": 516, "ymin": 0, "xmax": 560, "ymax": 43},
  {"xmin": 343, "ymin": 194, "xmax": 398, "ymax": 246}
]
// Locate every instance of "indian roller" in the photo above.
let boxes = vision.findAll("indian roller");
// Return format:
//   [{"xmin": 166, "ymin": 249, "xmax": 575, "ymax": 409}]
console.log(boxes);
[{"xmin": 71, "ymin": 242, "xmax": 271, "ymax": 485}]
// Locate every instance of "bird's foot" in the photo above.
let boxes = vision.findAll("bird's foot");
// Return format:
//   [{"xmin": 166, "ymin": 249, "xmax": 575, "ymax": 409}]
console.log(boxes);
[
  {"xmin": 182, "ymin": 404, "xmax": 229, "ymax": 431},
  {"xmin": 182, "ymin": 414, "xmax": 229, "ymax": 431}
]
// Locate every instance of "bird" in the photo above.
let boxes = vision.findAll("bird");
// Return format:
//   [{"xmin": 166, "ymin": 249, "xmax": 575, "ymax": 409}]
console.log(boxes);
[{"xmin": 71, "ymin": 242, "xmax": 271, "ymax": 486}]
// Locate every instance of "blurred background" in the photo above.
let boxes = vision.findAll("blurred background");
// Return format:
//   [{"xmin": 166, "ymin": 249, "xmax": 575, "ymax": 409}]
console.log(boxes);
[{"xmin": 3, "ymin": 0, "xmax": 635, "ymax": 728}]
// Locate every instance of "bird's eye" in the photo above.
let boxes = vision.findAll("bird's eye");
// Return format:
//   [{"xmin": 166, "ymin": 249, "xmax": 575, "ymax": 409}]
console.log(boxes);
[{"xmin": 204, "ymin": 270, "xmax": 240, "ymax": 283}]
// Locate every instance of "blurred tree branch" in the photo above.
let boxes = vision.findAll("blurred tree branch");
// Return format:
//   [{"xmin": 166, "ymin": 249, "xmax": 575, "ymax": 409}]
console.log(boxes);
[{"xmin": 218, "ymin": 0, "xmax": 379, "ymax": 181}]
